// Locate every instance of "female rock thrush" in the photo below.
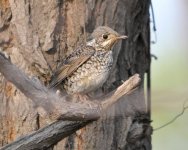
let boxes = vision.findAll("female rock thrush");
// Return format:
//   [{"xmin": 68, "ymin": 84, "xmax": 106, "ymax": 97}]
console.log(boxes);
[{"xmin": 49, "ymin": 26, "xmax": 128, "ymax": 95}]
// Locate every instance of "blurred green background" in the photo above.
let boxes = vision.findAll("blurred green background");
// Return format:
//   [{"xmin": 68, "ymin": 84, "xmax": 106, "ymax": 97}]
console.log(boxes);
[{"xmin": 151, "ymin": 0, "xmax": 188, "ymax": 149}]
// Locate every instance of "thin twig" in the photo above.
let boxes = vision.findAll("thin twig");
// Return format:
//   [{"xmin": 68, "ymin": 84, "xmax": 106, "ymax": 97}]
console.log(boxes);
[
  {"xmin": 154, "ymin": 100, "xmax": 188, "ymax": 131},
  {"xmin": 150, "ymin": 0, "xmax": 157, "ymax": 44}
]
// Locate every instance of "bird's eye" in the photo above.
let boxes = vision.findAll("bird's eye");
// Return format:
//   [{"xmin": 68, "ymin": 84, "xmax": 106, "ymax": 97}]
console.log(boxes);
[{"xmin": 102, "ymin": 34, "xmax": 108, "ymax": 39}]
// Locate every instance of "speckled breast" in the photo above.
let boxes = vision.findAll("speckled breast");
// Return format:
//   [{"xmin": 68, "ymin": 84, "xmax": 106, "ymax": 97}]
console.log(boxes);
[{"xmin": 64, "ymin": 51, "xmax": 113, "ymax": 94}]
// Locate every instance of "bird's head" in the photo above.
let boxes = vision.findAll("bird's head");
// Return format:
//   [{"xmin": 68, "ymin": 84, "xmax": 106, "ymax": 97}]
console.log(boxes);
[{"xmin": 89, "ymin": 26, "xmax": 128, "ymax": 50}]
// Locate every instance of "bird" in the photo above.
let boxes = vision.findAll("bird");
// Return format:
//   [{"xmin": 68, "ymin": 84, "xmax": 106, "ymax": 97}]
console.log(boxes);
[{"xmin": 49, "ymin": 26, "xmax": 128, "ymax": 98}]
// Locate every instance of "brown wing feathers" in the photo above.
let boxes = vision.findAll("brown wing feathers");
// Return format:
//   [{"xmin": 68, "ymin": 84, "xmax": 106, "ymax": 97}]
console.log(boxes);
[{"xmin": 48, "ymin": 46, "xmax": 95, "ymax": 88}]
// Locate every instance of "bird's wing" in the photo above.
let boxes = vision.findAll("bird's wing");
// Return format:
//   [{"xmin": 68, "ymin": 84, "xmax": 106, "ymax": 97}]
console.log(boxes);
[{"xmin": 48, "ymin": 45, "xmax": 95, "ymax": 88}]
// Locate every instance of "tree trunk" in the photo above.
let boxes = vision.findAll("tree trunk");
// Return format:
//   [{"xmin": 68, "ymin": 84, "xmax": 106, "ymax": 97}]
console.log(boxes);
[{"xmin": 0, "ymin": 0, "xmax": 151, "ymax": 150}]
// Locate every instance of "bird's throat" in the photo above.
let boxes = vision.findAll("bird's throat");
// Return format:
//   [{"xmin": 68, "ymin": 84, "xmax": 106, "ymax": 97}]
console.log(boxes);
[
  {"xmin": 87, "ymin": 39, "xmax": 107, "ymax": 51},
  {"xmin": 86, "ymin": 39, "xmax": 96, "ymax": 47}
]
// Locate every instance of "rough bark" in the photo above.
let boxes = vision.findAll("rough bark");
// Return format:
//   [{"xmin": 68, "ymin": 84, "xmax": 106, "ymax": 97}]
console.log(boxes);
[{"xmin": 0, "ymin": 0, "xmax": 151, "ymax": 150}]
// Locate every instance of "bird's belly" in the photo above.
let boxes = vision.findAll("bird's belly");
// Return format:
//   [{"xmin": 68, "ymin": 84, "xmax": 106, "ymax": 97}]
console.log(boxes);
[
  {"xmin": 84, "ymin": 70, "xmax": 109, "ymax": 93},
  {"xmin": 64, "ymin": 67, "xmax": 110, "ymax": 94},
  {"xmin": 64, "ymin": 51, "xmax": 113, "ymax": 94}
]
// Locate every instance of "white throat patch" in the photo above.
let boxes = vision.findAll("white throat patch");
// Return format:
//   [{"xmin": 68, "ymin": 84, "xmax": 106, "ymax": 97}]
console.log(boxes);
[{"xmin": 86, "ymin": 39, "xmax": 96, "ymax": 47}]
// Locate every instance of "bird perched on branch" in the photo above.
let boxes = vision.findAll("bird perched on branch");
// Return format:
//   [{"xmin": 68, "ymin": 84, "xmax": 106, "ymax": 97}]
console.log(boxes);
[{"xmin": 49, "ymin": 26, "xmax": 128, "ymax": 98}]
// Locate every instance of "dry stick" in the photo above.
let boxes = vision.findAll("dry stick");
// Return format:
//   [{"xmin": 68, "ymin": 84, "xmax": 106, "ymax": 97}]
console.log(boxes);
[
  {"xmin": 0, "ymin": 52, "xmax": 141, "ymax": 149},
  {"xmin": 101, "ymin": 74, "xmax": 140, "ymax": 110}
]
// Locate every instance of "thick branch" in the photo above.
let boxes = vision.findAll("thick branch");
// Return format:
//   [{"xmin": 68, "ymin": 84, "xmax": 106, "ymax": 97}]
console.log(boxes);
[
  {"xmin": 0, "ymin": 53, "xmax": 100, "ymax": 121},
  {"xmin": 0, "ymin": 52, "xmax": 141, "ymax": 121},
  {"xmin": 0, "ymin": 53, "xmax": 141, "ymax": 149},
  {"xmin": 0, "ymin": 79, "xmax": 140, "ymax": 150},
  {"xmin": 0, "ymin": 120, "xmax": 90, "ymax": 150}
]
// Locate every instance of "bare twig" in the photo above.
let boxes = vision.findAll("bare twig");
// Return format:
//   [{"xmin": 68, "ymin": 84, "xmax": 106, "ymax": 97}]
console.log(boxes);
[
  {"xmin": 101, "ymin": 74, "xmax": 140, "ymax": 110},
  {"xmin": 150, "ymin": 0, "xmax": 157, "ymax": 44},
  {"xmin": 154, "ymin": 100, "xmax": 188, "ymax": 131}
]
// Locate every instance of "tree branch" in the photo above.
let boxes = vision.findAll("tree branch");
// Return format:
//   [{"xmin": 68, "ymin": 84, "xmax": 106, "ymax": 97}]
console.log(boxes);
[
  {"xmin": 0, "ymin": 52, "xmax": 141, "ymax": 149},
  {"xmin": 0, "ymin": 52, "xmax": 141, "ymax": 121},
  {"xmin": 0, "ymin": 53, "xmax": 99, "ymax": 121},
  {"xmin": 0, "ymin": 120, "xmax": 91, "ymax": 150}
]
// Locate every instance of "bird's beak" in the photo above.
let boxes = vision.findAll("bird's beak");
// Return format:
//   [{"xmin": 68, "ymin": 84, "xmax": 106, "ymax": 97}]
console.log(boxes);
[{"xmin": 116, "ymin": 35, "xmax": 128, "ymax": 40}]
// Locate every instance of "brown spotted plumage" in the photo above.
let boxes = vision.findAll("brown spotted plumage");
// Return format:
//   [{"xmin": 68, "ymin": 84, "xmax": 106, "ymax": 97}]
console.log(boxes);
[{"xmin": 49, "ymin": 26, "xmax": 128, "ymax": 95}]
